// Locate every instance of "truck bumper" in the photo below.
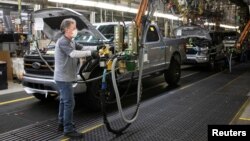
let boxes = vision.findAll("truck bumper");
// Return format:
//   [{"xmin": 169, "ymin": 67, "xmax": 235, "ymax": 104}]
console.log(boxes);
[
  {"xmin": 22, "ymin": 75, "xmax": 87, "ymax": 95},
  {"xmin": 186, "ymin": 55, "xmax": 209, "ymax": 64}
]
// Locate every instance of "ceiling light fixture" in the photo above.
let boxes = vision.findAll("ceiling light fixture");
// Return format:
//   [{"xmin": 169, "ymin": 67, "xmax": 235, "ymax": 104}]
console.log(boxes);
[
  {"xmin": 48, "ymin": 0, "xmax": 180, "ymax": 20},
  {"xmin": 204, "ymin": 22, "xmax": 238, "ymax": 29}
]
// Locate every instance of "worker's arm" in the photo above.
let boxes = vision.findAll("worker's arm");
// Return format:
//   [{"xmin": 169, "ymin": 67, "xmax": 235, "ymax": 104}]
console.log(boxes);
[
  {"xmin": 69, "ymin": 50, "xmax": 92, "ymax": 58},
  {"xmin": 59, "ymin": 39, "xmax": 92, "ymax": 58},
  {"xmin": 75, "ymin": 42, "xmax": 97, "ymax": 51}
]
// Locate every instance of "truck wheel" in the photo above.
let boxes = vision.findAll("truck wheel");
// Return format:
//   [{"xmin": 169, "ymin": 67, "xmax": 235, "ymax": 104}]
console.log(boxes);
[
  {"xmin": 33, "ymin": 93, "xmax": 56, "ymax": 102},
  {"xmin": 85, "ymin": 69, "xmax": 116, "ymax": 111},
  {"xmin": 207, "ymin": 57, "xmax": 215, "ymax": 71},
  {"xmin": 164, "ymin": 56, "xmax": 181, "ymax": 86},
  {"xmin": 85, "ymin": 70, "xmax": 102, "ymax": 111}
]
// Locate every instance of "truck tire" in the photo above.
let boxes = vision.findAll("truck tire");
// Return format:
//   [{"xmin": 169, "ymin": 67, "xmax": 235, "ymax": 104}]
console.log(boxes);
[
  {"xmin": 164, "ymin": 56, "xmax": 181, "ymax": 86},
  {"xmin": 207, "ymin": 56, "xmax": 215, "ymax": 71},
  {"xmin": 33, "ymin": 93, "xmax": 56, "ymax": 102},
  {"xmin": 85, "ymin": 69, "xmax": 116, "ymax": 111},
  {"xmin": 85, "ymin": 69, "xmax": 102, "ymax": 111}
]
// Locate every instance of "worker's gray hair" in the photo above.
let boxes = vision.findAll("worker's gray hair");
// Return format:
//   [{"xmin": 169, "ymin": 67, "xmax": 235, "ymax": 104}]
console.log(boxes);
[{"xmin": 60, "ymin": 18, "xmax": 76, "ymax": 33}]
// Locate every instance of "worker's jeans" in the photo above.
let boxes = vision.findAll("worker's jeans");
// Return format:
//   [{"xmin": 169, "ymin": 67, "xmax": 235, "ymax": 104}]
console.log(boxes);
[{"xmin": 55, "ymin": 81, "xmax": 75, "ymax": 133}]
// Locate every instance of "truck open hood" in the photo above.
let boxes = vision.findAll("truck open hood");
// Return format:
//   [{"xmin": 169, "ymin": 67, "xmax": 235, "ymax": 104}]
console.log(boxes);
[
  {"xmin": 32, "ymin": 8, "xmax": 106, "ymax": 41},
  {"xmin": 174, "ymin": 26, "xmax": 211, "ymax": 40}
]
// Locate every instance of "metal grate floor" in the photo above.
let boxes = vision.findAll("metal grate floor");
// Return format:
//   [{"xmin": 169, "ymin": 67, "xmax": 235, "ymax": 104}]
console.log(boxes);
[{"xmin": 0, "ymin": 63, "xmax": 250, "ymax": 141}]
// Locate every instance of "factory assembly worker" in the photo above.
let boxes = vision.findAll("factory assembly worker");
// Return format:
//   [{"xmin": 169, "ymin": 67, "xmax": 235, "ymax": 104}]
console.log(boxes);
[{"xmin": 54, "ymin": 18, "xmax": 98, "ymax": 139}]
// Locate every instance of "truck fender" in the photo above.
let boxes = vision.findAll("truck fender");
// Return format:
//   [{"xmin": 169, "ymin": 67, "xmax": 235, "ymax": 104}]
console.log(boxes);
[{"xmin": 81, "ymin": 59, "xmax": 100, "ymax": 72}]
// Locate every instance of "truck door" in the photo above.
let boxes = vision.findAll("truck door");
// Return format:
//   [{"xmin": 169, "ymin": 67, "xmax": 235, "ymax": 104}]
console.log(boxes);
[{"xmin": 143, "ymin": 25, "xmax": 166, "ymax": 71}]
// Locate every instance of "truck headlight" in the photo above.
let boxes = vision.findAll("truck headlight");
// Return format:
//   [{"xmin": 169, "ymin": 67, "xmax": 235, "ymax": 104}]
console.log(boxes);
[{"xmin": 200, "ymin": 47, "xmax": 209, "ymax": 54}]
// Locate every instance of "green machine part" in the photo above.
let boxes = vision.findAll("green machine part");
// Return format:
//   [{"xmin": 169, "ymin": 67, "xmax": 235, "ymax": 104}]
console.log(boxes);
[
  {"xmin": 126, "ymin": 23, "xmax": 138, "ymax": 72},
  {"xmin": 126, "ymin": 60, "xmax": 136, "ymax": 71},
  {"xmin": 124, "ymin": 50, "xmax": 136, "ymax": 72}
]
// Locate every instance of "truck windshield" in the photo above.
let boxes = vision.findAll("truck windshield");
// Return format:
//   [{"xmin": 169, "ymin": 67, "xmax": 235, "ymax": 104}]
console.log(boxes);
[
  {"xmin": 97, "ymin": 25, "xmax": 115, "ymax": 41},
  {"xmin": 74, "ymin": 31, "xmax": 101, "ymax": 43}
]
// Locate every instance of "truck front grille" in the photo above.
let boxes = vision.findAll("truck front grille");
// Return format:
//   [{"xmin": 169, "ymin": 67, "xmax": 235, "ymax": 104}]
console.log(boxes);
[
  {"xmin": 186, "ymin": 48, "xmax": 197, "ymax": 55},
  {"xmin": 24, "ymin": 55, "xmax": 54, "ymax": 76}
]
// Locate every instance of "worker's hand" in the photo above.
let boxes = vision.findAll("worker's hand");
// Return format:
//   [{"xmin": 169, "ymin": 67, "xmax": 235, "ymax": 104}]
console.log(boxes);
[
  {"xmin": 109, "ymin": 46, "xmax": 114, "ymax": 54},
  {"xmin": 97, "ymin": 44, "xmax": 105, "ymax": 50},
  {"xmin": 91, "ymin": 50, "xmax": 100, "ymax": 59}
]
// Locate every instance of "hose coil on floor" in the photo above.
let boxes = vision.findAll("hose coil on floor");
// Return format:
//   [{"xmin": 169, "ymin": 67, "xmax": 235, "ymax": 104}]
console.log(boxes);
[{"xmin": 100, "ymin": 47, "xmax": 144, "ymax": 135}]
